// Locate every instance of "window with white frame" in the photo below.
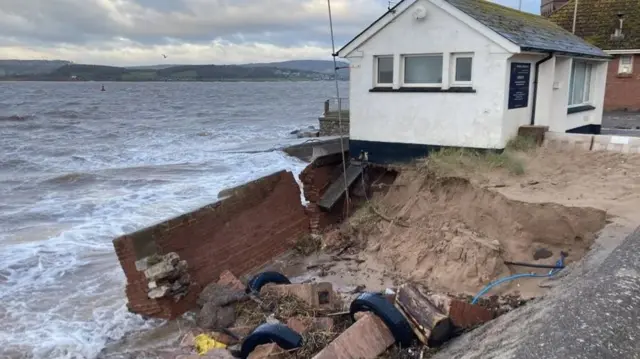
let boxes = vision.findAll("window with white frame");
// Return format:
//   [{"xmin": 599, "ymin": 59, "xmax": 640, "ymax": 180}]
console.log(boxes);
[
  {"xmin": 375, "ymin": 56, "xmax": 394, "ymax": 86},
  {"xmin": 618, "ymin": 55, "xmax": 633, "ymax": 74},
  {"xmin": 452, "ymin": 53, "xmax": 473, "ymax": 85},
  {"xmin": 568, "ymin": 60, "xmax": 593, "ymax": 106},
  {"xmin": 402, "ymin": 54, "xmax": 443, "ymax": 86}
]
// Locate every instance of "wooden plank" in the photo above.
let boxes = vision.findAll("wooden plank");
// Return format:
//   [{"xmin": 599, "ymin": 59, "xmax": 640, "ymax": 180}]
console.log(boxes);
[
  {"xmin": 395, "ymin": 284, "xmax": 453, "ymax": 346},
  {"xmin": 318, "ymin": 164, "xmax": 363, "ymax": 210}
]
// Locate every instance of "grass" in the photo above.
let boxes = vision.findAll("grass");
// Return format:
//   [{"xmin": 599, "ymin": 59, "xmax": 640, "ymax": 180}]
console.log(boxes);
[{"xmin": 426, "ymin": 135, "xmax": 538, "ymax": 176}]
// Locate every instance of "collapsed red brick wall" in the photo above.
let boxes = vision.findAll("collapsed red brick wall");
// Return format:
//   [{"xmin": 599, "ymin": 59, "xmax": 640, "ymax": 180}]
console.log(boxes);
[
  {"xmin": 605, "ymin": 55, "xmax": 640, "ymax": 112},
  {"xmin": 299, "ymin": 154, "xmax": 351, "ymax": 234},
  {"xmin": 113, "ymin": 170, "xmax": 309, "ymax": 319}
]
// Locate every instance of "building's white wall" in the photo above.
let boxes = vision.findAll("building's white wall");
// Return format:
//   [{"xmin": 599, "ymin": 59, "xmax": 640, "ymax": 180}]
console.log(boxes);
[
  {"xmin": 346, "ymin": 0, "xmax": 512, "ymax": 149},
  {"xmin": 532, "ymin": 56, "xmax": 556, "ymax": 128},
  {"xmin": 548, "ymin": 56, "xmax": 571, "ymax": 132},
  {"xmin": 547, "ymin": 57, "xmax": 607, "ymax": 132},
  {"xmin": 502, "ymin": 54, "xmax": 546, "ymax": 143}
]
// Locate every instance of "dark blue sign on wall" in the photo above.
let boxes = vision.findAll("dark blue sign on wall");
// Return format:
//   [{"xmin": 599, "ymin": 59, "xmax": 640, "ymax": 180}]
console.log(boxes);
[{"xmin": 508, "ymin": 62, "xmax": 531, "ymax": 109}]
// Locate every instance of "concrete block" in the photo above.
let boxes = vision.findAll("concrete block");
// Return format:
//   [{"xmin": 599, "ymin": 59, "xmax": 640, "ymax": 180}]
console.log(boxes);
[
  {"xmin": 543, "ymin": 132, "xmax": 593, "ymax": 151},
  {"xmin": 312, "ymin": 313, "xmax": 395, "ymax": 359},
  {"xmin": 261, "ymin": 283, "xmax": 337, "ymax": 310},
  {"xmin": 591, "ymin": 135, "xmax": 640, "ymax": 154}
]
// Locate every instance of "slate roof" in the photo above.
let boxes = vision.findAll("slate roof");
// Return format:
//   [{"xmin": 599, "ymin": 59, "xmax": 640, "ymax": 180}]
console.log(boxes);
[
  {"xmin": 338, "ymin": 0, "xmax": 609, "ymax": 58},
  {"xmin": 446, "ymin": 0, "xmax": 609, "ymax": 58},
  {"xmin": 549, "ymin": 0, "xmax": 640, "ymax": 50}
]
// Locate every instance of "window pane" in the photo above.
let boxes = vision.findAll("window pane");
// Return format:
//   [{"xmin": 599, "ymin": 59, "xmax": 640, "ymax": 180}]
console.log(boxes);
[
  {"xmin": 584, "ymin": 64, "xmax": 592, "ymax": 102},
  {"xmin": 620, "ymin": 55, "xmax": 632, "ymax": 65},
  {"xmin": 568, "ymin": 62, "xmax": 576, "ymax": 105},
  {"xmin": 571, "ymin": 61, "xmax": 586, "ymax": 105},
  {"xmin": 455, "ymin": 57, "xmax": 473, "ymax": 82},
  {"xmin": 404, "ymin": 55, "xmax": 442, "ymax": 84},
  {"xmin": 377, "ymin": 57, "xmax": 393, "ymax": 84}
]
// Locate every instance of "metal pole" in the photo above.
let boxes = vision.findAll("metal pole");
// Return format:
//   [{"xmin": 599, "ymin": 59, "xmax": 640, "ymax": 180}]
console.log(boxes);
[
  {"xmin": 327, "ymin": 0, "xmax": 351, "ymax": 213},
  {"xmin": 518, "ymin": 0, "xmax": 522, "ymax": 10},
  {"xmin": 572, "ymin": 0, "xmax": 579, "ymax": 34}
]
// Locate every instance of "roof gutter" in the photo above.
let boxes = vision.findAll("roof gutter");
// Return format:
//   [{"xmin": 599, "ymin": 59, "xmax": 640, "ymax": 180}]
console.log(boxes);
[{"xmin": 530, "ymin": 53, "xmax": 554, "ymax": 126}]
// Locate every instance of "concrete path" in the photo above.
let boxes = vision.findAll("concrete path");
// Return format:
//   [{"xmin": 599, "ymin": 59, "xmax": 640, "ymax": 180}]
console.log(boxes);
[{"xmin": 433, "ymin": 225, "xmax": 640, "ymax": 359}]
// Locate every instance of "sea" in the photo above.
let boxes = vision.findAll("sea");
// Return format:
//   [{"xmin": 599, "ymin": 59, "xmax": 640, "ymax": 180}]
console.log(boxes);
[{"xmin": 0, "ymin": 81, "xmax": 348, "ymax": 359}]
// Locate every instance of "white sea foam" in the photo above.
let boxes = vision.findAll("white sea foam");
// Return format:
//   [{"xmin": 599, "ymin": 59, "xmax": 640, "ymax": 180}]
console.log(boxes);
[{"xmin": 0, "ymin": 80, "xmax": 340, "ymax": 358}]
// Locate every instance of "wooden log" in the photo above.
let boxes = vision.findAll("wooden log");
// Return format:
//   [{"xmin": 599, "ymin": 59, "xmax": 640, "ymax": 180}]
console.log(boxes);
[{"xmin": 394, "ymin": 284, "xmax": 453, "ymax": 346}]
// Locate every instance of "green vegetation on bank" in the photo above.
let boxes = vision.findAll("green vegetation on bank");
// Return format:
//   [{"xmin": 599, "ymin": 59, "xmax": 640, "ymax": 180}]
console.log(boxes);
[{"xmin": 0, "ymin": 60, "xmax": 350, "ymax": 82}]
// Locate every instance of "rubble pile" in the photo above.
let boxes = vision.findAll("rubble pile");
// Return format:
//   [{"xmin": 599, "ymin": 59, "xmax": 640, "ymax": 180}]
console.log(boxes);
[
  {"xmin": 135, "ymin": 252, "xmax": 191, "ymax": 301},
  {"xmin": 172, "ymin": 270, "xmax": 529, "ymax": 359}
]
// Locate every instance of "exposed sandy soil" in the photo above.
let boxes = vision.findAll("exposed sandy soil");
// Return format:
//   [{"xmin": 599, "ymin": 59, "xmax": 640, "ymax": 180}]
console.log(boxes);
[{"xmin": 294, "ymin": 147, "xmax": 640, "ymax": 300}]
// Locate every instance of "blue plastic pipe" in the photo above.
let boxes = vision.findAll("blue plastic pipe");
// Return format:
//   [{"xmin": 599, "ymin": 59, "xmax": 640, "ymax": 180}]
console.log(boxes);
[{"xmin": 471, "ymin": 255, "xmax": 566, "ymax": 305}]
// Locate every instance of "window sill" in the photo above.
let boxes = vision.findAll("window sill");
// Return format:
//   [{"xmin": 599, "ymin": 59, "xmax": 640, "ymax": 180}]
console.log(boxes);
[
  {"xmin": 617, "ymin": 73, "xmax": 633, "ymax": 78},
  {"xmin": 369, "ymin": 87, "xmax": 476, "ymax": 93},
  {"xmin": 567, "ymin": 105, "xmax": 596, "ymax": 114}
]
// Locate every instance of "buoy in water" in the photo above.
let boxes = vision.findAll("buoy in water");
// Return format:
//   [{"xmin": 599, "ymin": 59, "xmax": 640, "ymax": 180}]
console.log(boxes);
[{"xmin": 101, "ymin": 85, "xmax": 106, "ymax": 91}]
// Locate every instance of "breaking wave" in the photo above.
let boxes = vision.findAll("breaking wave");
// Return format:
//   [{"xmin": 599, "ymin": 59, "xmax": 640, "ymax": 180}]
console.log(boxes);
[{"xmin": 0, "ymin": 80, "xmax": 345, "ymax": 358}]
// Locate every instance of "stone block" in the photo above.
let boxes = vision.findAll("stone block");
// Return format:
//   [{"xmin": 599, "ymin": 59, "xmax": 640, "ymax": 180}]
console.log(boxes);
[
  {"xmin": 518, "ymin": 125, "xmax": 549, "ymax": 146},
  {"xmin": 591, "ymin": 135, "xmax": 640, "ymax": 154},
  {"xmin": 144, "ymin": 261, "xmax": 175, "ymax": 281},
  {"xmin": 217, "ymin": 270, "xmax": 245, "ymax": 292},
  {"xmin": 261, "ymin": 283, "xmax": 337, "ymax": 310},
  {"xmin": 286, "ymin": 316, "xmax": 334, "ymax": 334},
  {"xmin": 543, "ymin": 132, "xmax": 594, "ymax": 151},
  {"xmin": 312, "ymin": 313, "xmax": 395, "ymax": 359},
  {"xmin": 175, "ymin": 349, "xmax": 234, "ymax": 359},
  {"xmin": 247, "ymin": 344, "xmax": 288, "ymax": 359}
]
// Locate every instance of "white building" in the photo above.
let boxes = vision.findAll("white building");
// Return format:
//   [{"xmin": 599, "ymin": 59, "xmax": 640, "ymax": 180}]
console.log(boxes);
[{"xmin": 337, "ymin": 0, "xmax": 611, "ymax": 163}]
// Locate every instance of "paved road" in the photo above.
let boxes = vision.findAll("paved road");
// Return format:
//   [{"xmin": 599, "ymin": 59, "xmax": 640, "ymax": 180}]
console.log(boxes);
[
  {"xmin": 433, "ymin": 225, "xmax": 640, "ymax": 359},
  {"xmin": 603, "ymin": 112, "xmax": 640, "ymax": 130}
]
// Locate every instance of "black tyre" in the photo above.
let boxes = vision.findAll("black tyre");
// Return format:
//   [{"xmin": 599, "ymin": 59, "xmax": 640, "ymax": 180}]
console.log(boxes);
[
  {"xmin": 240, "ymin": 323, "xmax": 303, "ymax": 358},
  {"xmin": 349, "ymin": 292, "xmax": 415, "ymax": 347},
  {"xmin": 246, "ymin": 271, "xmax": 291, "ymax": 293}
]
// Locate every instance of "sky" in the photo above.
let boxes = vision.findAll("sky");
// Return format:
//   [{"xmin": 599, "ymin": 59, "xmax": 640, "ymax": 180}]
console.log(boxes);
[{"xmin": 0, "ymin": 0, "xmax": 540, "ymax": 66}]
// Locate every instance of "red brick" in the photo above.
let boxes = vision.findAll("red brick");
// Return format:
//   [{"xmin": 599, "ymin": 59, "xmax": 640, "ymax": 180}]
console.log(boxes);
[
  {"xmin": 605, "ymin": 55, "xmax": 640, "ymax": 111},
  {"xmin": 312, "ymin": 313, "xmax": 394, "ymax": 359}
]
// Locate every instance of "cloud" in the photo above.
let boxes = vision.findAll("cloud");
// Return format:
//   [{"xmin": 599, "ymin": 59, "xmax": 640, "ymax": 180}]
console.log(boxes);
[{"xmin": 0, "ymin": 0, "xmax": 540, "ymax": 66}]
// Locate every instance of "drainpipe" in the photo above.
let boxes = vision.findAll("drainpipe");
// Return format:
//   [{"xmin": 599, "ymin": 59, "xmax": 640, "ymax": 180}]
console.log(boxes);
[{"xmin": 530, "ymin": 53, "xmax": 554, "ymax": 126}]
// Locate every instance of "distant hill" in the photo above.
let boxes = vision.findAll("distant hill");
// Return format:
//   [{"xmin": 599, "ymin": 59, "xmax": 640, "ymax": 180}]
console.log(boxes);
[
  {"xmin": 0, "ymin": 60, "xmax": 72, "ymax": 77},
  {"xmin": 244, "ymin": 60, "xmax": 349, "ymax": 79},
  {"xmin": 5, "ymin": 63, "xmax": 339, "ymax": 82}
]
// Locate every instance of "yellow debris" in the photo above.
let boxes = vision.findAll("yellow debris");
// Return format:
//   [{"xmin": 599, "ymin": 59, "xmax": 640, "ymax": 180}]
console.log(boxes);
[{"xmin": 194, "ymin": 333, "xmax": 227, "ymax": 355}]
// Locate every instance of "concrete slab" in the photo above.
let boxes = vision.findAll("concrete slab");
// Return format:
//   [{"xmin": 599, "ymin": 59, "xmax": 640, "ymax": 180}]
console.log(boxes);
[{"xmin": 283, "ymin": 137, "xmax": 349, "ymax": 163}]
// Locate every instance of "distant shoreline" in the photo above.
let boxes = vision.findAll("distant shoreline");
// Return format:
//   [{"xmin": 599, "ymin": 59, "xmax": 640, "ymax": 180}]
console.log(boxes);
[
  {"xmin": 0, "ymin": 78, "xmax": 345, "ymax": 82},
  {"xmin": 0, "ymin": 60, "xmax": 350, "ymax": 82}
]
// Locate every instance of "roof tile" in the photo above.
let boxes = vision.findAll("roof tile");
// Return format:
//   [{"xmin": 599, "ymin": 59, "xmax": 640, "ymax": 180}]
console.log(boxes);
[
  {"xmin": 549, "ymin": 0, "xmax": 640, "ymax": 50},
  {"xmin": 447, "ymin": 0, "xmax": 609, "ymax": 57}
]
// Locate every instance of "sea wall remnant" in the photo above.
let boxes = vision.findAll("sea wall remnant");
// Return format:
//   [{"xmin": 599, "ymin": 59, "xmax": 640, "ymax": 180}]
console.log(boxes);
[
  {"xmin": 299, "ymin": 153, "xmax": 352, "ymax": 234},
  {"xmin": 113, "ymin": 170, "xmax": 309, "ymax": 319}
]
